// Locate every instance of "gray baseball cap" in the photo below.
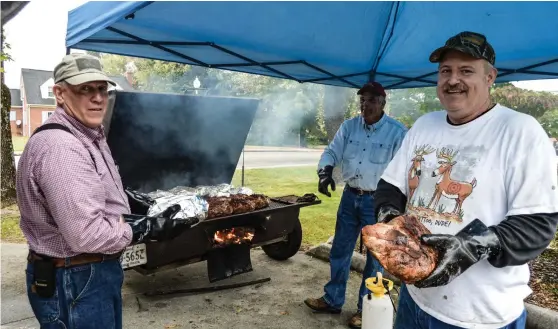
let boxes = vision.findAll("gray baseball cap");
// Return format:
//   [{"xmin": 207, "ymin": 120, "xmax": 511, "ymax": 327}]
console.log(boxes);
[{"xmin": 53, "ymin": 53, "xmax": 116, "ymax": 86}]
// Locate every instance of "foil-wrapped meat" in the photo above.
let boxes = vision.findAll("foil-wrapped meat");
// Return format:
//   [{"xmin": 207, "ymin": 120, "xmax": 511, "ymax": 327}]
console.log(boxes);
[{"xmin": 147, "ymin": 194, "xmax": 209, "ymax": 220}]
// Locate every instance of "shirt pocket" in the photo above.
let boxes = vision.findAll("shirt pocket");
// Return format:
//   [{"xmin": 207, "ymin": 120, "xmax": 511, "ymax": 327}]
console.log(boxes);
[
  {"xmin": 343, "ymin": 139, "xmax": 360, "ymax": 160},
  {"xmin": 369, "ymin": 142, "xmax": 393, "ymax": 164}
]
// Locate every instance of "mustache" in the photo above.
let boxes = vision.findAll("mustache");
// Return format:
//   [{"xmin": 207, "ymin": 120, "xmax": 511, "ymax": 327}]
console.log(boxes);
[{"xmin": 444, "ymin": 84, "xmax": 467, "ymax": 92}]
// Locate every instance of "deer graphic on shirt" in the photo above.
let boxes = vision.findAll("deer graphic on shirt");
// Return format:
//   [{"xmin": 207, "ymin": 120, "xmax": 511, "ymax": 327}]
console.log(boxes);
[
  {"xmin": 408, "ymin": 144, "xmax": 435, "ymax": 205},
  {"xmin": 427, "ymin": 147, "xmax": 477, "ymax": 215}
]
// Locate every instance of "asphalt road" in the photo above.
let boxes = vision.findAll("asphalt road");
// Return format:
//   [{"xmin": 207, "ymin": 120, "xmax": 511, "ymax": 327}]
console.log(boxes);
[
  {"xmin": 1, "ymin": 243, "xmax": 363, "ymax": 329},
  {"xmin": 13, "ymin": 148, "xmax": 323, "ymax": 171},
  {"xmin": 236, "ymin": 149, "xmax": 322, "ymax": 169}
]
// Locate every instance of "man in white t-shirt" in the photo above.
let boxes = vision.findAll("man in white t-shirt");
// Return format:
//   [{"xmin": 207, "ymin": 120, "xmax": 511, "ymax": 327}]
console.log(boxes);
[{"xmin": 373, "ymin": 31, "xmax": 558, "ymax": 329}]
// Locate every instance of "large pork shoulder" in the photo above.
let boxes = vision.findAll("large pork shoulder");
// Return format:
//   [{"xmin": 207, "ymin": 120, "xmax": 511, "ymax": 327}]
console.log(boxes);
[{"xmin": 362, "ymin": 215, "xmax": 439, "ymax": 284}]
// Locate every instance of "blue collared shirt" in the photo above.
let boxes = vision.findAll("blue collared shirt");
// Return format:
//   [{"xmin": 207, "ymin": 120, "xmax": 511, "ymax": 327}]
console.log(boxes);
[{"xmin": 318, "ymin": 113, "xmax": 407, "ymax": 191}]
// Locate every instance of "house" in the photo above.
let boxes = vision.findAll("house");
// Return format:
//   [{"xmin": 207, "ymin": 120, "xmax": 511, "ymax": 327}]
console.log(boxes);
[{"xmin": 9, "ymin": 68, "xmax": 134, "ymax": 136}]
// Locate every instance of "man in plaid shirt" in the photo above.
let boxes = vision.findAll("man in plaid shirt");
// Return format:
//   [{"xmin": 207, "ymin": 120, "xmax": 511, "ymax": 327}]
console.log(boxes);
[{"xmin": 16, "ymin": 53, "xmax": 192, "ymax": 329}]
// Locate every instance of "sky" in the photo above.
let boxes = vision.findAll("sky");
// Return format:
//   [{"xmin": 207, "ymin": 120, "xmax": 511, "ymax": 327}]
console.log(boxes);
[{"xmin": 3, "ymin": 0, "xmax": 558, "ymax": 93}]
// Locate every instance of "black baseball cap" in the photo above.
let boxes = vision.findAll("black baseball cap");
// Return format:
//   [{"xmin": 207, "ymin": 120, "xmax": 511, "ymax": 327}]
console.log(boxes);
[{"xmin": 429, "ymin": 31, "xmax": 496, "ymax": 65}]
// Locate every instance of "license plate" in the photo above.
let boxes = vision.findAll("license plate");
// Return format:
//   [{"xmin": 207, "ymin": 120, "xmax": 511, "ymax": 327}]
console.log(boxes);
[{"xmin": 120, "ymin": 243, "xmax": 147, "ymax": 269}]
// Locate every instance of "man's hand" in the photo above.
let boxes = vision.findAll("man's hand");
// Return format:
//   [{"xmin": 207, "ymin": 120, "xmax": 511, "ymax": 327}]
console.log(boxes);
[
  {"xmin": 122, "ymin": 204, "xmax": 200, "ymax": 243},
  {"xmin": 318, "ymin": 165, "xmax": 335, "ymax": 197},
  {"xmin": 125, "ymin": 187, "xmax": 156, "ymax": 215},
  {"xmin": 414, "ymin": 219, "xmax": 501, "ymax": 288},
  {"xmin": 377, "ymin": 206, "xmax": 402, "ymax": 223}
]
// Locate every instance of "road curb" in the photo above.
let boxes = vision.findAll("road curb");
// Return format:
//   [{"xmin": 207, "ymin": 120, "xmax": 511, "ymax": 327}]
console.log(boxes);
[{"xmin": 305, "ymin": 242, "xmax": 558, "ymax": 329}]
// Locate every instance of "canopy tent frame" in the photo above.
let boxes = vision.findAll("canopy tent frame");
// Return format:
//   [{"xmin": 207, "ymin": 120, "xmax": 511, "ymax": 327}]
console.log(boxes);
[{"xmin": 64, "ymin": 1, "xmax": 558, "ymax": 90}]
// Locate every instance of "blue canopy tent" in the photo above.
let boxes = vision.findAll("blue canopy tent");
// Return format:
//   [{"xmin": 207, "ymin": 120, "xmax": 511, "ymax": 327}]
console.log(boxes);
[{"xmin": 65, "ymin": 1, "xmax": 558, "ymax": 89}]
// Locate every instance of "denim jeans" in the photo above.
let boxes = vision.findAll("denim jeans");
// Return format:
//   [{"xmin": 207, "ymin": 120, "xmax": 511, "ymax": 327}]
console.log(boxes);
[
  {"xmin": 395, "ymin": 284, "xmax": 527, "ymax": 329},
  {"xmin": 25, "ymin": 257, "xmax": 124, "ymax": 329},
  {"xmin": 323, "ymin": 186, "xmax": 384, "ymax": 311}
]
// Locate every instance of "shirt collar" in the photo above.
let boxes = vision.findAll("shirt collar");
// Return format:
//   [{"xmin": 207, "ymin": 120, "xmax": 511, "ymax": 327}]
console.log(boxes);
[
  {"xmin": 361, "ymin": 112, "xmax": 387, "ymax": 131},
  {"xmin": 55, "ymin": 107, "xmax": 105, "ymax": 142}
]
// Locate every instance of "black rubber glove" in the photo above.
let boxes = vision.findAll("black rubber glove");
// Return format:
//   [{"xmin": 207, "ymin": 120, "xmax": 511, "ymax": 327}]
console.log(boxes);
[
  {"xmin": 123, "ymin": 204, "xmax": 200, "ymax": 243},
  {"xmin": 414, "ymin": 219, "xmax": 501, "ymax": 288},
  {"xmin": 125, "ymin": 187, "xmax": 155, "ymax": 216},
  {"xmin": 317, "ymin": 165, "xmax": 335, "ymax": 197},
  {"xmin": 377, "ymin": 206, "xmax": 402, "ymax": 223}
]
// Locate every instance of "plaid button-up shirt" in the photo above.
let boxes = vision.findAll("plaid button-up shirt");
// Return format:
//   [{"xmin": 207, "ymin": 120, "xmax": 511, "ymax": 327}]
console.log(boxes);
[{"xmin": 16, "ymin": 107, "xmax": 132, "ymax": 258}]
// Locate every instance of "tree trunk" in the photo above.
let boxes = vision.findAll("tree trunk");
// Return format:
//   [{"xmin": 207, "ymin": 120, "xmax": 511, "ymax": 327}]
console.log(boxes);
[
  {"xmin": 323, "ymin": 85, "xmax": 353, "ymax": 187},
  {"xmin": 1, "ymin": 28, "xmax": 18, "ymax": 207},
  {"xmin": 1, "ymin": 83, "xmax": 17, "ymax": 206}
]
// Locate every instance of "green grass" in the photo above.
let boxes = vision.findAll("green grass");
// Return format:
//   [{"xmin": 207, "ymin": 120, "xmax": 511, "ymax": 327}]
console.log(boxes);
[
  {"xmin": 0, "ymin": 167, "xmax": 339, "ymax": 247},
  {"xmin": 12, "ymin": 136, "xmax": 29, "ymax": 153},
  {"xmin": 231, "ymin": 167, "xmax": 340, "ymax": 246},
  {"xmin": 1, "ymin": 204, "xmax": 26, "ymax": 243}
]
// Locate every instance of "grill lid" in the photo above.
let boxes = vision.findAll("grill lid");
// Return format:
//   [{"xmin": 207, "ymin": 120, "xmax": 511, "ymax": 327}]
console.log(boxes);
[{"xmin": 105, "ymin": 90, "xmax": 260, "ymax": 193}]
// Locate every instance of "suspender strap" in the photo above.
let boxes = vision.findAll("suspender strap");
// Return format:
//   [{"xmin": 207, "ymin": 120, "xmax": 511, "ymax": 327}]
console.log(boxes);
[{"xmin": 32, "ymin": 123, "xmax": 72, "ymax": 136}]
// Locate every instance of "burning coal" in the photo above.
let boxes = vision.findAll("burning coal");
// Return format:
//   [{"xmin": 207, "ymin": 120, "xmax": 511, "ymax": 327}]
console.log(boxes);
[{"xmin": 213, "ymin": 227, "xmax": 255, "ymax": 247}]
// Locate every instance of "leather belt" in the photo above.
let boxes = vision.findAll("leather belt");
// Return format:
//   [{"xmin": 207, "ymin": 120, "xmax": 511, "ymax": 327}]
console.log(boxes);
[
  {"xmin": 348, "ymin": 186, "xmax": 375, "ymax": 196},
  {"xmin": 27, "ymin": 250, "xmax": 123, "ymax": 268}
]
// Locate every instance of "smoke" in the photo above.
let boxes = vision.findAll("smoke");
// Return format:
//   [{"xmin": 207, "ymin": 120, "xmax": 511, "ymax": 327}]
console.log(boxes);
[
  {"xmin": 103, "ymin": 69, "xmax": 358, "ymax": 193},
  {"xmin": 246, "ymin": 83, "xmax": 356, "ymax": 147}
]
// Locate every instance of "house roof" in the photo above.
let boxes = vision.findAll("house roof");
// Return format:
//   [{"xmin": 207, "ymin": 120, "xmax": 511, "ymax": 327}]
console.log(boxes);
[
  {"xmin": 20, "ymin": 68, "xmax": 135, "ymax": 105},
  {"xmin": 9, "ymin": 89, "xmax": 22, "ymax": 107},
  {"xmin": 110, "ymin": 76, "xmax": 134, "ymax": 91},
  {"xmin": 21, "ymin": 68, "xmax": 55, "ymax": 105}
]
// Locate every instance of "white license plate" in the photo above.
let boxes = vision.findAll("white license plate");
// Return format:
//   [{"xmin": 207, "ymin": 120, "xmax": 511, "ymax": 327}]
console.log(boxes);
[{"xmin": 120, "ymin": 243, "xmax": 147, "ymax": 269}]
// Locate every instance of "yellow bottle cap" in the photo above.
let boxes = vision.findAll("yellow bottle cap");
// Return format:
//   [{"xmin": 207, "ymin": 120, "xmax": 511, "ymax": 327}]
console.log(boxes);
[{"xmin": 365, "ymin": 272, "xmax": 394, "ymax": 298}]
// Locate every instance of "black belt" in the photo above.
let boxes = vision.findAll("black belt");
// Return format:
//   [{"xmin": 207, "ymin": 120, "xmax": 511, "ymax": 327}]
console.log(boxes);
[{"xmin": 347, "ymin": 186, "xmax": 375, "ymax": 196}]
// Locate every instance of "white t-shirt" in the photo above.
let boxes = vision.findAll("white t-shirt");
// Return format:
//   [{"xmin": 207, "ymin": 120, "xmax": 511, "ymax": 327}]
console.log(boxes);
[{"xmin": 381, "ymin": 104, "xmax": 558, "ymax": 328}]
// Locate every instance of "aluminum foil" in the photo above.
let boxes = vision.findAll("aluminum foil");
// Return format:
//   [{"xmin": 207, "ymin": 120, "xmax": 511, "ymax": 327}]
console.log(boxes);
[
  {"xmin": 147, "ymin": 194, "xmax": 208, "ymax": 220},
  {"xmin": 194, "ymin": 183, "xmax": 253, "ymax": 197},
  {"xmin": 146, "ymin": 184, "xmax": 253, "ymax": 220}
]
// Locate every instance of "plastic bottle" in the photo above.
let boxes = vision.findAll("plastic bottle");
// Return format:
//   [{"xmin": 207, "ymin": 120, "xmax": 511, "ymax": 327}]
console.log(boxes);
[{"xmin": 361, "ymin": 272, "xmax": 394, "ymax": 329}]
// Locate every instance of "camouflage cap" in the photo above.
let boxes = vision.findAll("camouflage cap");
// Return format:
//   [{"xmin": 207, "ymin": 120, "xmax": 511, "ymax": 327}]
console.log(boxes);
[
  {"xmin": 429, "ymin": 31, "xmax": 496, "ymax": 65},
  {"xmin": 53, "ymin": 53, "xmax": 116, "ymax": 86}
]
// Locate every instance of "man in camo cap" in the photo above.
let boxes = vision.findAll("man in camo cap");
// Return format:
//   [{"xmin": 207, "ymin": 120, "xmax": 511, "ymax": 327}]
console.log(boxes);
[{"xmin": 374, "ymin": 31, "xmax": 558, "ymax": 329}]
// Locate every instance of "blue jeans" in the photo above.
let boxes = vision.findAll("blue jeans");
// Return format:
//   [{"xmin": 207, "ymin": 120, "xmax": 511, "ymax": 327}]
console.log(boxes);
[
  {"xmin": 395, "ymin": 284, "xmax": 527, "ymax": 329},
  {"xmin": 323, "ymin": 186, "xmax": 384, "ymax": 311},
  {"xmin": 25, "ymin": 258, "xmax": 124, "ymax": 329}
]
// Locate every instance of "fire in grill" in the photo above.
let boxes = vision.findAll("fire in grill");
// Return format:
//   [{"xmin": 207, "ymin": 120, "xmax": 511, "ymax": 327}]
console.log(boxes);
[{"xmin": 213, "ymin": 227, "xmax": 255, "ymax": 247}]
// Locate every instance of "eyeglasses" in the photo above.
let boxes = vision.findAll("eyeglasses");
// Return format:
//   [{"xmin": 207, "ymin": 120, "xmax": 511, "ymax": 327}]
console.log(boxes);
[{"xmin": 68, "ymin": 84, "xmax": 112, "ymax": 97}]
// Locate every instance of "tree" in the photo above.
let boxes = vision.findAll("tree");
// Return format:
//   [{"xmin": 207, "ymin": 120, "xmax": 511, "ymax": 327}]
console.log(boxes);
[
  {"xmin": 1, "ymin": 2, "xmax": 30, "ymax": 206},
  {"xmin": 387, "ymin": 86, "xmax": 441, "ymax": 128},
  {"xmin": 491, "ymin": 84, "xmax": 558, "ymax": 119},
  {"xmin": 538, "ymin": 108, "xmax": 558, "ymax": 138}
]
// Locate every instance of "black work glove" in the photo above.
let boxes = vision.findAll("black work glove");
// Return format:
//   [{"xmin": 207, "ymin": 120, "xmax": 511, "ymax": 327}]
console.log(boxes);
[
  {"xmin": 377, "ymin": 206, "xmax": 402, "ymax": 223},
  {"xmin": 125, "ymin": 187, "xmax": 155, "ymax": 216},
  {"xmin": 317, "ymin": 165, "xmax": 335, "ymax": 197},
  {"xmin": 123, "ymin": 204, "xmax": 200, "ymax": 243},
  {"xmin": 414, "ymin": 219, "xmax": 501, "ymax": 288}
]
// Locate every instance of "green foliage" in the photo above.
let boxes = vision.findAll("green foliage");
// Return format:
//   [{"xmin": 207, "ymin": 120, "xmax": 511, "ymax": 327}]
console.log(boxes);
[
  {"xmin": 538, "ymin": 108, "xmax": 558, "ymax": 138},
  {"xmin": 387, "ymin": 86, "xmax": 441, "ymax": 128},
  {"xmin": 491, "ymin": 84, "xmax": 558, "ymax": 119},
  {"xmin": 1, "ymin": 28, "xmax": 13, "ymax": 73}
]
